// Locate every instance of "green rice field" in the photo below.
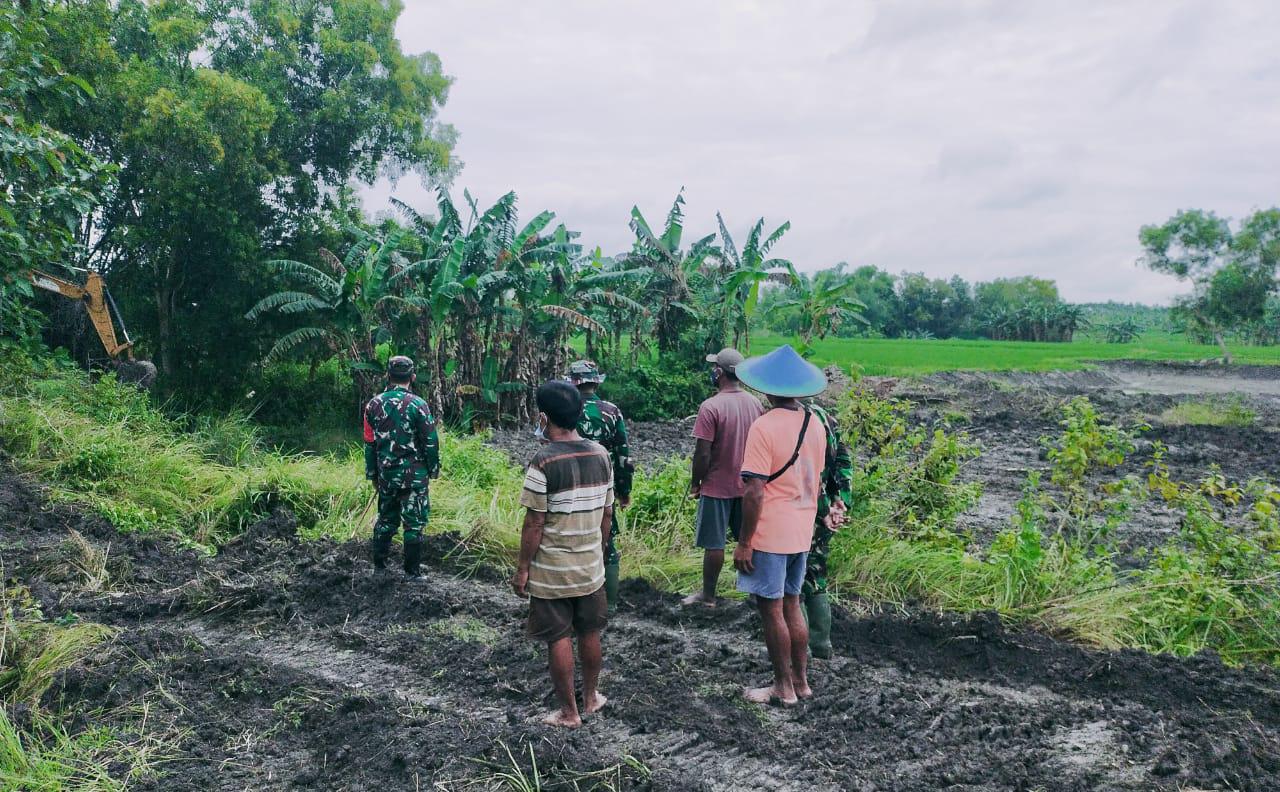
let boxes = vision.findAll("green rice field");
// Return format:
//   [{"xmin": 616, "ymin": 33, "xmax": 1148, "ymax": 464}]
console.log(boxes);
[{"xmin": 748, "ymin": 333, "xmax": 1280, "ymax": 377}]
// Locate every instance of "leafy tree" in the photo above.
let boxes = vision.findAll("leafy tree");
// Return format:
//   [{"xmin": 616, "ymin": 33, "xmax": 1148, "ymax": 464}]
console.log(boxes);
[
  {"xmin": 37, "ymin": 0, "xmax": 456, "ymax": 387},
  {"xmin": 973, "ymin": 276, "xmax": 1059, "ymax": 316},
  {"xmin": 896, "ymin": 273, "xmax": 969, "ymax": 339},
  {"xmin": 847, "ymin": 265, "xmax": 899, "ymax": 335},
  {"xmin": 1140, "ymin": 209, "xmax": 1280, "ymax": 362},
  {"xmin": 1098, "ymin": 317, "xmax": 1143, "ymax": 344},
  {"xmin": 0, "ymin": 4, "xmax": 112, "ymax": 343}
]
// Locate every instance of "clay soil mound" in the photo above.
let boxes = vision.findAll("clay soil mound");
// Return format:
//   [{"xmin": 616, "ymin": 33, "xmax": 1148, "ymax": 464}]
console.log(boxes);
[{"xmin": 6, "ymin": 470, "xmax": 1280, "ymax": 790}]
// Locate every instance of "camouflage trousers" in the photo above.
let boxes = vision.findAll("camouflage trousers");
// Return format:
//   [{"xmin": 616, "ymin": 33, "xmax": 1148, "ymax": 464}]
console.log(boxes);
[
  {"xmin": 803, "ymin": 521, "xmax": 833, "ymax": 597},
  {"xmin": 605, "ymin": 511, "xmax": 621, "ymax": 567},
  {"xmin": 374, "ymin": 483, "xmax": 430, "ymax": 544}
]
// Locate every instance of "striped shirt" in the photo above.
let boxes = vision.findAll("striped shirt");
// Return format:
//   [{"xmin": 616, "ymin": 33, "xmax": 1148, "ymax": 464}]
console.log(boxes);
[{"xmin": 519, "ymin": 440, "xmax": 614, "ymax": 599}]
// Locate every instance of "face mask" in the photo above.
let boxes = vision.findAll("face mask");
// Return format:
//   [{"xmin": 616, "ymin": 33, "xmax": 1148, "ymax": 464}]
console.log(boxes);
[
  {"xmin": 533, "ymin": 414, "xmax": 548, "ymax": 441},
  {"xmin": 709, "ymin": 367, "xmax": 720, "ymax": 388}
]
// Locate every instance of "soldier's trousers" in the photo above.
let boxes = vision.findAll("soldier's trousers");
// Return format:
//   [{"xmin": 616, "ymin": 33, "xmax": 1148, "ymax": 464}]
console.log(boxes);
[
  {"xmin": 802, "ymin": 521, "xmax": 833, "ymax": 597},
  {"xmin": 605, "ymin": 510, "xmax": 621, "ymax": 566},
  {"xmin": 374, "ymin": 483, "xmax": 430, "ymax": 544}
]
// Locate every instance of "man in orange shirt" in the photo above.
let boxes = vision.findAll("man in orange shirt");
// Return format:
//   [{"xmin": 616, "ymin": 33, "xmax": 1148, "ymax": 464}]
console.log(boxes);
[{"xmin": 732, "ymin": 345, "xmax": 829, "ymax": 705}]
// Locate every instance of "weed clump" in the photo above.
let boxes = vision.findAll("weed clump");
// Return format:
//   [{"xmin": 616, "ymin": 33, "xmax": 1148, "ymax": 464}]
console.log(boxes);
[{"xmin": 1159, "ymin": 397, "xmax": 1257, "ymax": 427}]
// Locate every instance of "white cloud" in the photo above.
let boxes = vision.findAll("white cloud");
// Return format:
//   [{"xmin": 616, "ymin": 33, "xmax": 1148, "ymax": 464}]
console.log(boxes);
[{"xmin": 362, "ymin": 0, "xmax": 1280, "ymax": 305}]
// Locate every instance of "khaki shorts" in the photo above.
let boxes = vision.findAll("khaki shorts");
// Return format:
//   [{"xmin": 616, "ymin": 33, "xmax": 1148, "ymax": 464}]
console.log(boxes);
[{"xmin": 527, "ymin": 587, "xmax": 608, "ymax": 643}]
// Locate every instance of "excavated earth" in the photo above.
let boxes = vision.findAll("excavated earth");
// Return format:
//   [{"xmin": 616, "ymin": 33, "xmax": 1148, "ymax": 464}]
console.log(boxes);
[{"xmin": 6, "ymin": 454, "xmax": 1280, "ymax": 790}]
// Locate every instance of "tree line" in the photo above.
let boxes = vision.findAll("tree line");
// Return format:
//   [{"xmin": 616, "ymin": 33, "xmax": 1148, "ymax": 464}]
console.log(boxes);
[
  {"xmin": 756, "ymin": 267, "xmax": 1086, "ymax": 345},
  {"xmin": 4, "ymin": 0, "xmax": 1280, "ymax": 426}
]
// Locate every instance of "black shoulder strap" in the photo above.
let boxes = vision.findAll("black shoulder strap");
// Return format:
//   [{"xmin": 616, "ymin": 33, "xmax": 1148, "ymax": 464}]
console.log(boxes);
[{"xmin": 766, "ymin": 407, "xmax": 812, "ymax": 483}]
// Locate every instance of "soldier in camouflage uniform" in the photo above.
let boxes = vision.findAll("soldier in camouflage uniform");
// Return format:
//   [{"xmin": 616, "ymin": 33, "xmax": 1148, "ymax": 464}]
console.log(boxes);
[
  {"xmin": 363, "ymin": 356, "xmax": 441, "ymax": 580},
  {"xmin": 805, "ymin": 402, "xmax": 853, "ymax": 658},
  {"xmin": 567, "ymin": 360, "xmax": 634, "ymax": 611}
]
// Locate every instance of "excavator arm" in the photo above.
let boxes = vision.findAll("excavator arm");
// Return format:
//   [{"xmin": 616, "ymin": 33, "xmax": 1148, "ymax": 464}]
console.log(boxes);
[{"xmin": 29, "ymin": 269, "xmax": 134, "ymax": 360}]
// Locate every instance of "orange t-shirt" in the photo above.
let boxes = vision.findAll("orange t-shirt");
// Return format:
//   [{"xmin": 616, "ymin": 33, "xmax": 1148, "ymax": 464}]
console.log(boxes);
[{"xmin": 740, "ymin": 407, "xmax": 828, "ymax": 554}]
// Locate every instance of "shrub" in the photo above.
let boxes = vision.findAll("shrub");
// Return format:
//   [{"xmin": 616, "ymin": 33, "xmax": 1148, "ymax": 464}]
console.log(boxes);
[{"xmin": 598, "ymin": 359, "xmax": 708, "ymax": 422}]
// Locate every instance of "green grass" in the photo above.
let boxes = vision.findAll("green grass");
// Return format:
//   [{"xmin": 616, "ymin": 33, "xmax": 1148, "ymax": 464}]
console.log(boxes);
[
  {"xmin": 748, "ymin": 333, "xmax": 1280, "ymax": 376},
  {"xmin": 0, "ymin": 708, "xmax": 152, "ymax": 792},
  {"xmin": 0, "ymin": 372, "xmax": 371, "ymax": 552},
  {"xmin": 1159, "ymin": 397, "xmax": 1257, "ymax": 427}
]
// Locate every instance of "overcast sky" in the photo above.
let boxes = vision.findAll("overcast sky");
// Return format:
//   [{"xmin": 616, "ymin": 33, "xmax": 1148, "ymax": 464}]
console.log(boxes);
[{"xmin": 362, "ymin": 0, "xmax": 1280, "ymax": 305}]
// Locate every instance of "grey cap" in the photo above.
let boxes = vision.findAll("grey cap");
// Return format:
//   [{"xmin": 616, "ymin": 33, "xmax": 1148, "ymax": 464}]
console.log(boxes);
[
  {"xmin": 704, "ymin": 347, "xmax": 745, "ymax": 373},
  {"xmin": 387, "ymin": 355, "xmax": 415, "ymax": 378}
]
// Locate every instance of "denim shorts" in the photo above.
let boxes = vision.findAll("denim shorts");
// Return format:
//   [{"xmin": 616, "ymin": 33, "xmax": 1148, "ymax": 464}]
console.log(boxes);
[
  {"xmin": 694, "ymin": 496, "xmax": 743, "ymax": 550},
  {"xmin": 736, "ymin": 550, "xmax": 808, "ymax": 600}
]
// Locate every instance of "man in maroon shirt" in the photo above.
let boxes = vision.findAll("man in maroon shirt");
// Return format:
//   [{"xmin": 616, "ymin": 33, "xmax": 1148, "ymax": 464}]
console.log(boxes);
[{"xmin": 682, "ymin": 348, "xmax": 765, "ymax": 607}]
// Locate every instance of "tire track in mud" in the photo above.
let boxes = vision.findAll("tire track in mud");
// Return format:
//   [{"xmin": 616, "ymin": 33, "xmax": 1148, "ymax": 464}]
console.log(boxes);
[{"xmin": 8, "ymin": 470, "xmax": 1280, "ymax": 791}]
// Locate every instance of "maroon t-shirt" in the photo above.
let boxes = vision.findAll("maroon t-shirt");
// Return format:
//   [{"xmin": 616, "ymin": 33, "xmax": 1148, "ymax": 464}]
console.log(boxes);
[{"xmin": 692, "ymin": 389, "xmax": 765, "ymax": 499}]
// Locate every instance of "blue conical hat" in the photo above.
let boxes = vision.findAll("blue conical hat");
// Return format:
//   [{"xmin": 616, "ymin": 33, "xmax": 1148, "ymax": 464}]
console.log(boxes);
[{"xmin": 736, "ymin": 344, "xmax": 827, "ymax": 398}]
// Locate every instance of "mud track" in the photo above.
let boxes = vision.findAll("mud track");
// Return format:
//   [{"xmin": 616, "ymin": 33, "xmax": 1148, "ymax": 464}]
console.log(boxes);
[{"xmin": 6, "ymin": 470, "xmax": 1280, "ymax": 790}]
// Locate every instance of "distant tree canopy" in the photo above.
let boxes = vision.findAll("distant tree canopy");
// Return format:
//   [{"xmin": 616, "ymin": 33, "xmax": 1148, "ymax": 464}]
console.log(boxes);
[
  {"xmin": 758, "ymin": 267, "xmax": 1082, "ymax": 343},
  {"xmin": 33, "ymin": 0, "xmax": 456, "ymax": 383},
  {"xmin": 1140, "ymin": 208, "xmax": 1280, "ymax": 362}
]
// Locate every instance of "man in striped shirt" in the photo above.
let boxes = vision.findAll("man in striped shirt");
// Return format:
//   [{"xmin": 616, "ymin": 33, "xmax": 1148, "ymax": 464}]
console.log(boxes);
[{"xmin": 512, "ymin": 380, "xmax": 614, "ymax": 729}]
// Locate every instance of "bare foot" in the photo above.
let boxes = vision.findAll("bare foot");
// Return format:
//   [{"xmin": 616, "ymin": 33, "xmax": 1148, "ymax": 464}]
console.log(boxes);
[
  {"xmin": 583, "ymin": 691, "xmax": 608, "ymax": 715},
  {"xmin": 744, "ymin": 684, "xmax": 798, "ymax": 707},
  {"xmin": 541, "ymin": 709, "xmax": 582, "ymax": 729},
  {"xmin": 681, "ymin": 592, "xmax": 717, "ymax": 608},
  {"xmin": 794, "ymin": 680, "xmax": 813, "ymax": 700}
]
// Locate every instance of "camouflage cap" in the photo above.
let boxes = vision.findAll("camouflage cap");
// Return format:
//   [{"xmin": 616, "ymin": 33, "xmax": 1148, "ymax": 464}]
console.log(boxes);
[
  {"xmin": 566, "ymin": 359, "xmax": 605, "ymax": 384},
  {"xmin": 387, "ymin": 355, "xmax": 415, "ymax": 379}
]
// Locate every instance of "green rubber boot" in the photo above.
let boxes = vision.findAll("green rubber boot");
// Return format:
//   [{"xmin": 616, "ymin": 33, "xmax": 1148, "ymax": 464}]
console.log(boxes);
[
  {"xmin": 604, "ymin": 563, "xmax": 620, "ymax": 612},
  {"xmin": 806, "ymin": 592, "xmax": 834, "ymax": 659}
]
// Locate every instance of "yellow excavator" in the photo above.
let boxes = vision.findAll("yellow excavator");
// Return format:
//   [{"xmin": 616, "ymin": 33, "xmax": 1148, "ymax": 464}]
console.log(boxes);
[{"xmin": 28, "ymin": 269, "xmax": 157, "ymax": 388}]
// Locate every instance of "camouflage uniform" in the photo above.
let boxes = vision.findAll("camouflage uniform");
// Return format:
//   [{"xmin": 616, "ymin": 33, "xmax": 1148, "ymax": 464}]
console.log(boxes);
[
  {"xmin": 805, "ymin": 403, "xmax": 853, "ymax": 597},
  {"xmin": 363, "ymin": 376, "xmax": 440, "ymax": 573},
  {"xmin": 576, "ymin": 393, "xmax": 634, "ymax": 566}
]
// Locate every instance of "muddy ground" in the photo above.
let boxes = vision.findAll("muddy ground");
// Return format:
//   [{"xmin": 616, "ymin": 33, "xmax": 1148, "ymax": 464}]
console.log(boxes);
[
  {"xmin": 905, "ymin": 362, "xmax": 1280, "ymax": 552},
  {"xmin": 7, "ymin": 455, "xmax": 1280, "ymax": 791}
]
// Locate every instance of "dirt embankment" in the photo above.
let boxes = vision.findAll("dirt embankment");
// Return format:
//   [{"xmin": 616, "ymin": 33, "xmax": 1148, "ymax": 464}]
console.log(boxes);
[{"xmin": 6, "ymin": 468, "xmax": 1280, "ymax": 791}]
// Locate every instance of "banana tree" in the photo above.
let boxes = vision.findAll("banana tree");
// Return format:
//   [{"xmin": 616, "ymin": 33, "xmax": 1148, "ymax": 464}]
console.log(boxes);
[
  {"xmin": 716, "ymin": 213, "xmax": 797, "ymax": 351},
  {"xmin": 774, "ymin": 276, "xmax": 868, "ymax": 356},
  {"xmin": 247, "ymin": 226, "xmax": 411, "ymax": 409},
  {"xmin": 624, "ymin": 190, "xmax": 719, "ymax": 354}
]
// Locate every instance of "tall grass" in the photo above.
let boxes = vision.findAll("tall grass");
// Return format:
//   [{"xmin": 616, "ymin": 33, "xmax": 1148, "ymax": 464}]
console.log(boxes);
[
  {"xmin": 0, "ymin": 581, "xmax": 158, "ymax": 791},
  {"xmin": 0, "ymin": 368, "xmax": 369, "ymax": 552},
  {"xmin": 1, "ymin": 584, "xmax": 114, "ymax": 706},
  {"xmin": 0, "ymin": 709, "xmax": 136, "ymax": 792}
]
